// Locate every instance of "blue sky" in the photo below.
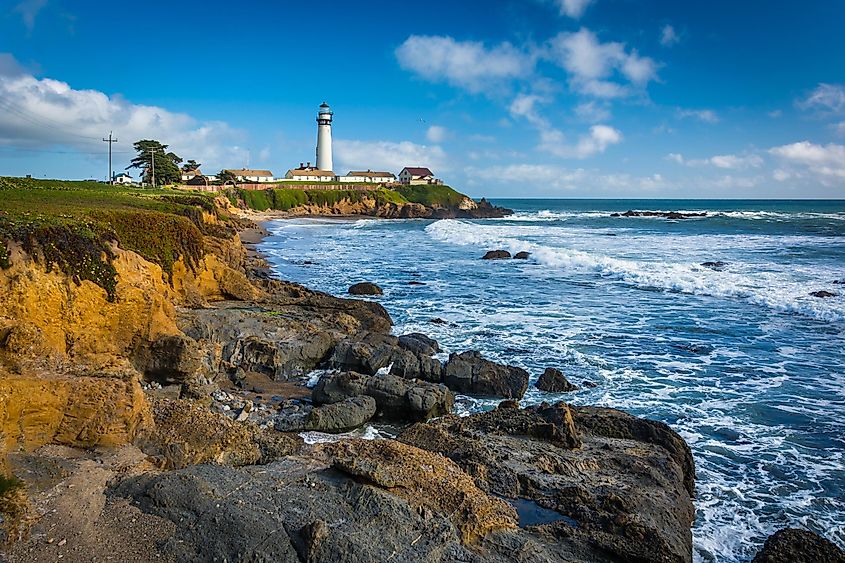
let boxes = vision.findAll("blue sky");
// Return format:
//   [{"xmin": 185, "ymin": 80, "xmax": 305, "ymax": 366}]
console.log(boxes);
[{"xmin": 1, "ymin": 0, "xmax": 844, "ymax": 197}]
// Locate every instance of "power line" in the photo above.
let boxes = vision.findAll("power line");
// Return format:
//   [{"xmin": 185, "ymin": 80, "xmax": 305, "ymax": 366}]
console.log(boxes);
[{"xmin": 0, "ymin": 97, "xmax": 106, "ymax": 142}]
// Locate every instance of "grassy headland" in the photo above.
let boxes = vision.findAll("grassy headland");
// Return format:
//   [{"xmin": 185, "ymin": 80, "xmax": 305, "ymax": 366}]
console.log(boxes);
[
  {"xmin": 0, "ymin": 177, "xmax": 236, "ymax": 300},
  {"xmin": 234, "ymin": 184, "xmax": 468, "ymax": 212}
]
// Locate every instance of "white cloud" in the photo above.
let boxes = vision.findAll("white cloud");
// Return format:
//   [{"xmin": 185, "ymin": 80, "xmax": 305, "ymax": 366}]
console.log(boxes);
[
  {"xmin": 334, "ymin": 139, "xmax": 447, "ymax": 174},
  {"xmin": 0, "ymin": 57, "xmax": 247, "ymax": 170},
  {"xmin": 797, "ymin": 83, "xmax": 845, "ymax": 114},
  {"xmin": 660, "ymin": 25, "xmax": 680, "ymax": 47},
  {"xmin": 426, "ymin": 125, "xmax": 448, "ymax": 143},
  {"xmin": 667, "ymin": 153, "xmax": 685, "ymax": 164},
  {"xmin": 574, "ymin": 101, "xmax": 611, "ymax": 122},
  {"xmin": 668, "ymin": 152, "xmax": 763, "ymax": 169},
  {"xmin": 772, "ymin": 169, "xmax": 791, "ymax": 182},
  {"xmin": 769, "ymin": 141, "xmax": 845, "ymax": 180},
  {"xmin": 545, "ymin": 28, "xmax": 659, "ymax": 98},
  {"xmin": 15, "ymin": 0, "xmax": 48, "ymax": 32},
  {"xmin": 554, "ymin": 0, "xmax": 594, "ymax": 18},
  {"xmin": 508, "ymin": 93, "xmax": 548, "ymax": 127},
  {"xmin": 677, "ymin": 108, "xmax": 720, "ymax": 123},
  {"xmin": 835, "ymin": 121, "xmax": 845, "ymax": 135},
  {"xmin": 395, "ymin": 35, "xmax": 533, "ymax": 94},
  {"xmin": 469, "ymin": 163, "xmax": 667, "ymax": 193},
  {"xmin": 541, "ymin": 124, "xmax": 622, "ymax": 159}
]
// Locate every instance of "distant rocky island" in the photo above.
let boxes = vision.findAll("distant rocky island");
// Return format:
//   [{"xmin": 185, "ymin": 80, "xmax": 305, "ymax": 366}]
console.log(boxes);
[{"xmin": 0, "ymin": 177, "xmax": 840, "ymax": 562}]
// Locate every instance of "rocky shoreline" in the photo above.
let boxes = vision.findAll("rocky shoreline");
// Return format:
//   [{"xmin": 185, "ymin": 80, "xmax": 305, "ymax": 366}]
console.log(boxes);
[{"xmin": 0, "ymin": 196, "xmax": 841, "ymax": 562}]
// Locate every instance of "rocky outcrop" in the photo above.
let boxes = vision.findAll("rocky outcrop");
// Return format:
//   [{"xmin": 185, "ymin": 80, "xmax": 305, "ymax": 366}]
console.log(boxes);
[
  {"xmin": 810, "ymin": 290, "xmax": 837, "ymax": 298},
  {"xmin": 348, "ymin": 282, "xmax": 383, "ymax": 295},
  {"xmin": 536, "ymin": 367, "xmax": 579, "ymax": 393},
  {"xmin": 400, "ymin": 403, "xmax": 695, "ymax": 563},
  {"xmin": 326, "ymin": 332, "xmax": 443, "ymax": 383},
  {"xmin": 312, "ymin": 371, "xmax": 454, "ymax": 422},
  {"xmin": 752, "ymin": 528, "xmax": 845, "ymax": 563},
  {"xmin": 274, "ymin": 395, "xmax": 377, "ymax": 434},
  {"xmin": 443, "ymin": 351, "xmax": 530, "ymax": 399},
  {"xmin": 611, "ymin": 210, "xmax": 707, "ymax": 219},
  {"xmin": 482, "ymin": 250, "xmax": 511, "ymax": 260},
  {"xmin": 0, "ymin": 373, "xmax": 151, "ymax": 453}
]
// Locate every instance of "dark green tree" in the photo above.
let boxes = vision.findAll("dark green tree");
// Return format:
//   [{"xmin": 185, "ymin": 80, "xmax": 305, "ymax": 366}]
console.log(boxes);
[
  {"xmin": 126, "ymin": 140, "xmax": 182, "ymax": 186},
  {"xmin": 182, "ymin": 159, "xmax": 201, "ymax": 172},
  {"xmin": 216, "ymin": 169, "xmax": 238, "ymax": 185}
]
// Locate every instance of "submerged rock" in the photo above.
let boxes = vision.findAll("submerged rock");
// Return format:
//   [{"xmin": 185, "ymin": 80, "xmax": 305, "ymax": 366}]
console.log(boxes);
[
  {"xmin": 443, "ymin": 351, "xmax": 530, "ymax": 399},
  {"xmin": 810, "ymin": 290, "xmax": 837, "ymax": 298},
  {"xmin": 701, "ymin": 261, "xmax": 728, "ymax": 270},
  {"xmin": 348, "ymin": 282, "xmax": 383, "ymax": 296},
  {"xmin": 536, "ymin": 367, "xmax": 579, "ymax": 393},
  {"xmin": 752, "ymin": 528, "xmax": 845, "ymax": 563},
  {"xmin": 614, "ymin": 210, "xmax": 707, "ymax": 219},
  {"xmin": 312, "ymin": 371, "xmax": 454, "ymax": 422},
  {"xmin": 482, "ymin": 250, "xmax": 511, "ymax": 260}
]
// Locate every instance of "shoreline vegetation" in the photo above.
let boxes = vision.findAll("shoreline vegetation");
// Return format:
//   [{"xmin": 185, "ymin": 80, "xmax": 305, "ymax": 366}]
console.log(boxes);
[{"xmin": 0, "ymin": 177, "xmax": 840, "ymax": 561}]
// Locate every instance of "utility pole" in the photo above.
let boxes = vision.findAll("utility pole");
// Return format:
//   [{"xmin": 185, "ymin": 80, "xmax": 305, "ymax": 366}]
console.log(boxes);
[{"xmin": 102, "ymin": 131, "xmax": 118, "ymax": 184}]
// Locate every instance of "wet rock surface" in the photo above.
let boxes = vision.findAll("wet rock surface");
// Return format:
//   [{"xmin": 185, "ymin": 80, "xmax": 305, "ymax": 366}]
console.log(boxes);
[
  {"xmin": 810, "ymin": 290, "xmax": 837, "ymax": 298},
  {"xmin": 513, "ymin": 251, "xmax": 531, "ymax": 259},
  {"xmin": 348, "ymin": 282, "xmax": 383, "ymax": 296},
  {"xmin": 482, "ymin": 250, "xmax": 511, "ymax": 260},
  {"xmin": 312, "ymin": 371, "xmax": 454, "ymax": 422},
  {"xmin": 443, "ymin": 351, "xmax": 530, "ymax": 399},
  {"xmin": 536, "ymin": 367, "xmax": 579, "ymax": 393},
  {"xmin": 611, "ymin": 210, "xmax": 707, "ymax": 219},
  {"xmin": 751, "ymin": 528, "xmax": 845, "ymax": 563}
]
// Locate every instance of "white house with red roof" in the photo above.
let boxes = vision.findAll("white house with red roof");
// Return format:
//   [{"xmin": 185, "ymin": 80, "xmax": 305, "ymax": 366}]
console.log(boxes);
[{"xmin": 398, "ymin": 167, "xmax": 441, "ymax": 185}]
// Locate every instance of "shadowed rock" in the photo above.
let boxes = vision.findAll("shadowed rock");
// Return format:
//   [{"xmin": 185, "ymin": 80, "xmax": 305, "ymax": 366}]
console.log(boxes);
[
  {"xmin": 444, "ymin": 351, "xmax": 529, "ymax": 399},
  {"xmin": 752, "ymin": 528, "xmax": 845, "ymax": 563},
  {"xmin": 810, "ymin": 290, "xmax": 837, "ymax": 298},
  {"xmin": 536, "ymin": 368, "xmax": 579, "ymax": 393},
  {"xmin": 482, "ymin": 250, "xmax": 511, "ymax": 260},
  {"xmin": 348, "ymin": 282, "xmax": 383, "ymax": 296},
  {"xmin": 513, "ymin": 251, "xmax": 531, "ymax": 259}
]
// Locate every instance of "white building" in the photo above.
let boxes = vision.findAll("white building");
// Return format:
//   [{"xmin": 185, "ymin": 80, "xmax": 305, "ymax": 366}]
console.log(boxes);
[
  {"xmin": 316, "ymin": 102, "xmax": 333, "ymax": 172},
  {"xmin": 336, "ymin": 170, "xmax": 396, "ymax": 183},
  {"xmin": 285, "ymin": 164, "xmax": 335, "ymax": 182},
  {"xmin": 113, "ymin": 172, "xmax": 134, "ymax": 185},
  {"xmin": 398, "ymin": 167, "xmax": 439, "ymax": 185},
  {"xmin": 180, "ymin": 169, "xmax": 203, "ymax": 182},
  {"xmin": 224, "ymin": 169, "xmax": 275, "ymax": 182}
]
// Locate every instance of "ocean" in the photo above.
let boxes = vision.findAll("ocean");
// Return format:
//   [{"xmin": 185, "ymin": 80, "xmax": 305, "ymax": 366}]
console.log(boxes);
[{"xmin": 258, "ymin": 199, "xmax": 845, "ymax": 563}]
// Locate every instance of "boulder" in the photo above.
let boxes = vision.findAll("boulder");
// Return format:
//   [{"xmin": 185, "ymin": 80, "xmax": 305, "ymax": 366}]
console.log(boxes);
[
  {"xmin": 536, "ymin": 367, "xmax": 579, "ymax": 393},
  {"xmin": 443, "ymin": 351, "xmax": 529, "ymax": 399},
  {"xmin": 810, "ymin": 290, "xmax": 837, "ymax": 298},
  {"xmin": 752, "ymin": 528, "xmax": 845, "ymax": 563},
  {"xmin": 482, "ymin": 250, "xmax": 511, "ymax": 260},
  {"xmin": 700, "ymin": 261, "xmax": 728, "ymax": 270},
  {"xmin": 312, "ymin": 371, "xmax": 454, "ymax": 422},
  {"xmin": 400, "ymin": 403, "xmax": 695, "ymax": 563},
  {"xmin": 397, "ymin": 333, "xmax": 440, "ymax": 356},
  {"xmin": 348, "ymin": 282, "xmax": 383, "ymax": 296},
  {"xmin": 513, "ymin": 251, "xmax": 531, "ymax": 259},
  {"xmin": 303, "ymin": 395, "xmax": 377, "ymax": 433}
]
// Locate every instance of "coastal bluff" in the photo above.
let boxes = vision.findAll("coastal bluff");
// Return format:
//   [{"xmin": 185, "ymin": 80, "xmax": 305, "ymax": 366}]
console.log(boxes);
[{"xmin": 0, "ymin": 177, "xmax": 828, "ymax": 562}]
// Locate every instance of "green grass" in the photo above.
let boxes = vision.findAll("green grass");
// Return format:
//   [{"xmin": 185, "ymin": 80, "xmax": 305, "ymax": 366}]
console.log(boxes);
[
  {"xmin": 395, "ymin": 184, "xmax": 466, "ymax": 208},
  {"xmin": 0, "ymin": 176, "xmax": 235, "ymax": 299},
  {"xmin": 235, "ymin": 187, "xmax": 411, "ymax": 211}
]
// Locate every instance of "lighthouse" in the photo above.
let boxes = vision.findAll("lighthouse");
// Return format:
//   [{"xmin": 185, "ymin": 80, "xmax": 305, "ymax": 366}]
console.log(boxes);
[{"xmin": 316, "ymin": 102, "xmax": 333, "ymax": 172}]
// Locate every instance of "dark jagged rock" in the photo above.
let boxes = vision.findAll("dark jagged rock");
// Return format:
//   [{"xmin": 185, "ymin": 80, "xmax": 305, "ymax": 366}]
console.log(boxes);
[
  {"xmin": 133, "ymin": 334, "xmax": 202, "ymax": 384},
  {"xmin": 444, "ymin": 351, "xmax": 530, "ymax": 399},
  {"xmin": 810, "ymin": 290, "xmax": 837, "ymax": 298},
  {"xmin": 274, "ymin": 395, "xmax": 377, "ymax": 433},
  {"xmin": 482, "ymin": 250, "xmax": 511, "ymax": 260},
  {"xmin": 312, "ymin": 371, "xmax": 454, "ymax": 422},
  {"xmin": 701, "ymin": 261, "xmax": 728, "ymax": 270},
  {"xmin": 326, "ymin": 332, "xmax": 443, "ymax": 383},
  {"xmin": 430, "ymin": 317, "xmax": 449, "ymax": 324},
  {"xmin": 513, "ymin": 251, "xmax": 531, "ymax": 259},
  {"xmin": 614, "ymin": 210, "xmax": 707, "ymax": 219},
  {"xmin": 752, "ymin": 528, "xmax": 845, "ymax": 563},
  {"xmin": 397, "ymin": 333, "xmax": 440, "ymax": 356},
  {"xmin": 400, "ymin": 403, "xmax": 695, "ymax": 563},
  {"xmin": 833, "ymin": 279, "xmax": 845, "ymax": 285},
  {"xmin": 407, "ymin": 281, "xmax": 426, "ymax": 285},
  {"xmin": 348, "ymin": 282, "xmax": 383, "ymax": 296},
  {"xmin": 536, "ymin": 367, "xmax": 579, "ymax": 393},
  {"xmin": 571, "ymin": 405, "xmax": 696, "ymax": 497}
]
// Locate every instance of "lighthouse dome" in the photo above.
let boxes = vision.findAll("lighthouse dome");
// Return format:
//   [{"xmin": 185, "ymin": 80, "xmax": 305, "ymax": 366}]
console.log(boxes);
[{"xmin": 318, "ymin": 102, "xmax": 332, "ymax": 115}]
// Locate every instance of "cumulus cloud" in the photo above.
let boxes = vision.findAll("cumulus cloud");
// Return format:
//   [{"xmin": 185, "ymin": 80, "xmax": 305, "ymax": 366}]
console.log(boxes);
[
  {"xmin": 395, "ymin": 35, "xmax": 533, "ymax": 94},
  {"xmin": 425, "ymin": 125, "xmax": 448, "ymax": 143},
  {"xmin": 660, "ymin": 25, "xmax": 680, "ymax": 47},
  {"xmin": 545, "ymin": 28, "xmax": 659, "ymax": 98},
  {"xmin": 15, "ymin": 0, "xmax": 48, "ymax": 32},
  {"xmin": 553, "ymin": 0, "xmax": 594, "ymax": 18},
  {"xmin": 0, "ymin": 54, "xmax": 248, "ymax": 170},
  {"xmin": 334, "ymin": 139, "xmax": 447, "ymax": 174},
  {"xmin": 769, "ymin": 141, "xmax": 845, "ymax": 180},
  {"xmin": 797, "ymin": 83, "xmax": 845, "ymax": 114},
  {"xmin": 677, "ymin": 108, "xmax": 719, "ymax": 123},
  {"xmin": 540, "ymin": 124, "xmax": 622, "ymax": 159}
]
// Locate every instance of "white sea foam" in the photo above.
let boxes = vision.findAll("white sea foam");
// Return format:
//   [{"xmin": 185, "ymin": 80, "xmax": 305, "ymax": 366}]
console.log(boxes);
[
  {"xmin": 425, "ymin": 220, "xmax": 845, "ymax": 323},
  {"xmin": 299, "ymin": 425, "xmax": 384, "ymax": 444}
]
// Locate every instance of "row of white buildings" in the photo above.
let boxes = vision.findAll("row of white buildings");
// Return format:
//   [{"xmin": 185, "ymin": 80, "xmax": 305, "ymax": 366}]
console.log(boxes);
[{"xmin": 183, "ymin": 165, "xmax": 440, "ymax": 186}]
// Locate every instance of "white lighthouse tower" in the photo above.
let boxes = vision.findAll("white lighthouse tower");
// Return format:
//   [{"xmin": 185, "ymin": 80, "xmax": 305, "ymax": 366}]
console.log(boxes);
[{"xmin": 316, "ymin": 102, "xmax": 333, "ymax": 172}]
